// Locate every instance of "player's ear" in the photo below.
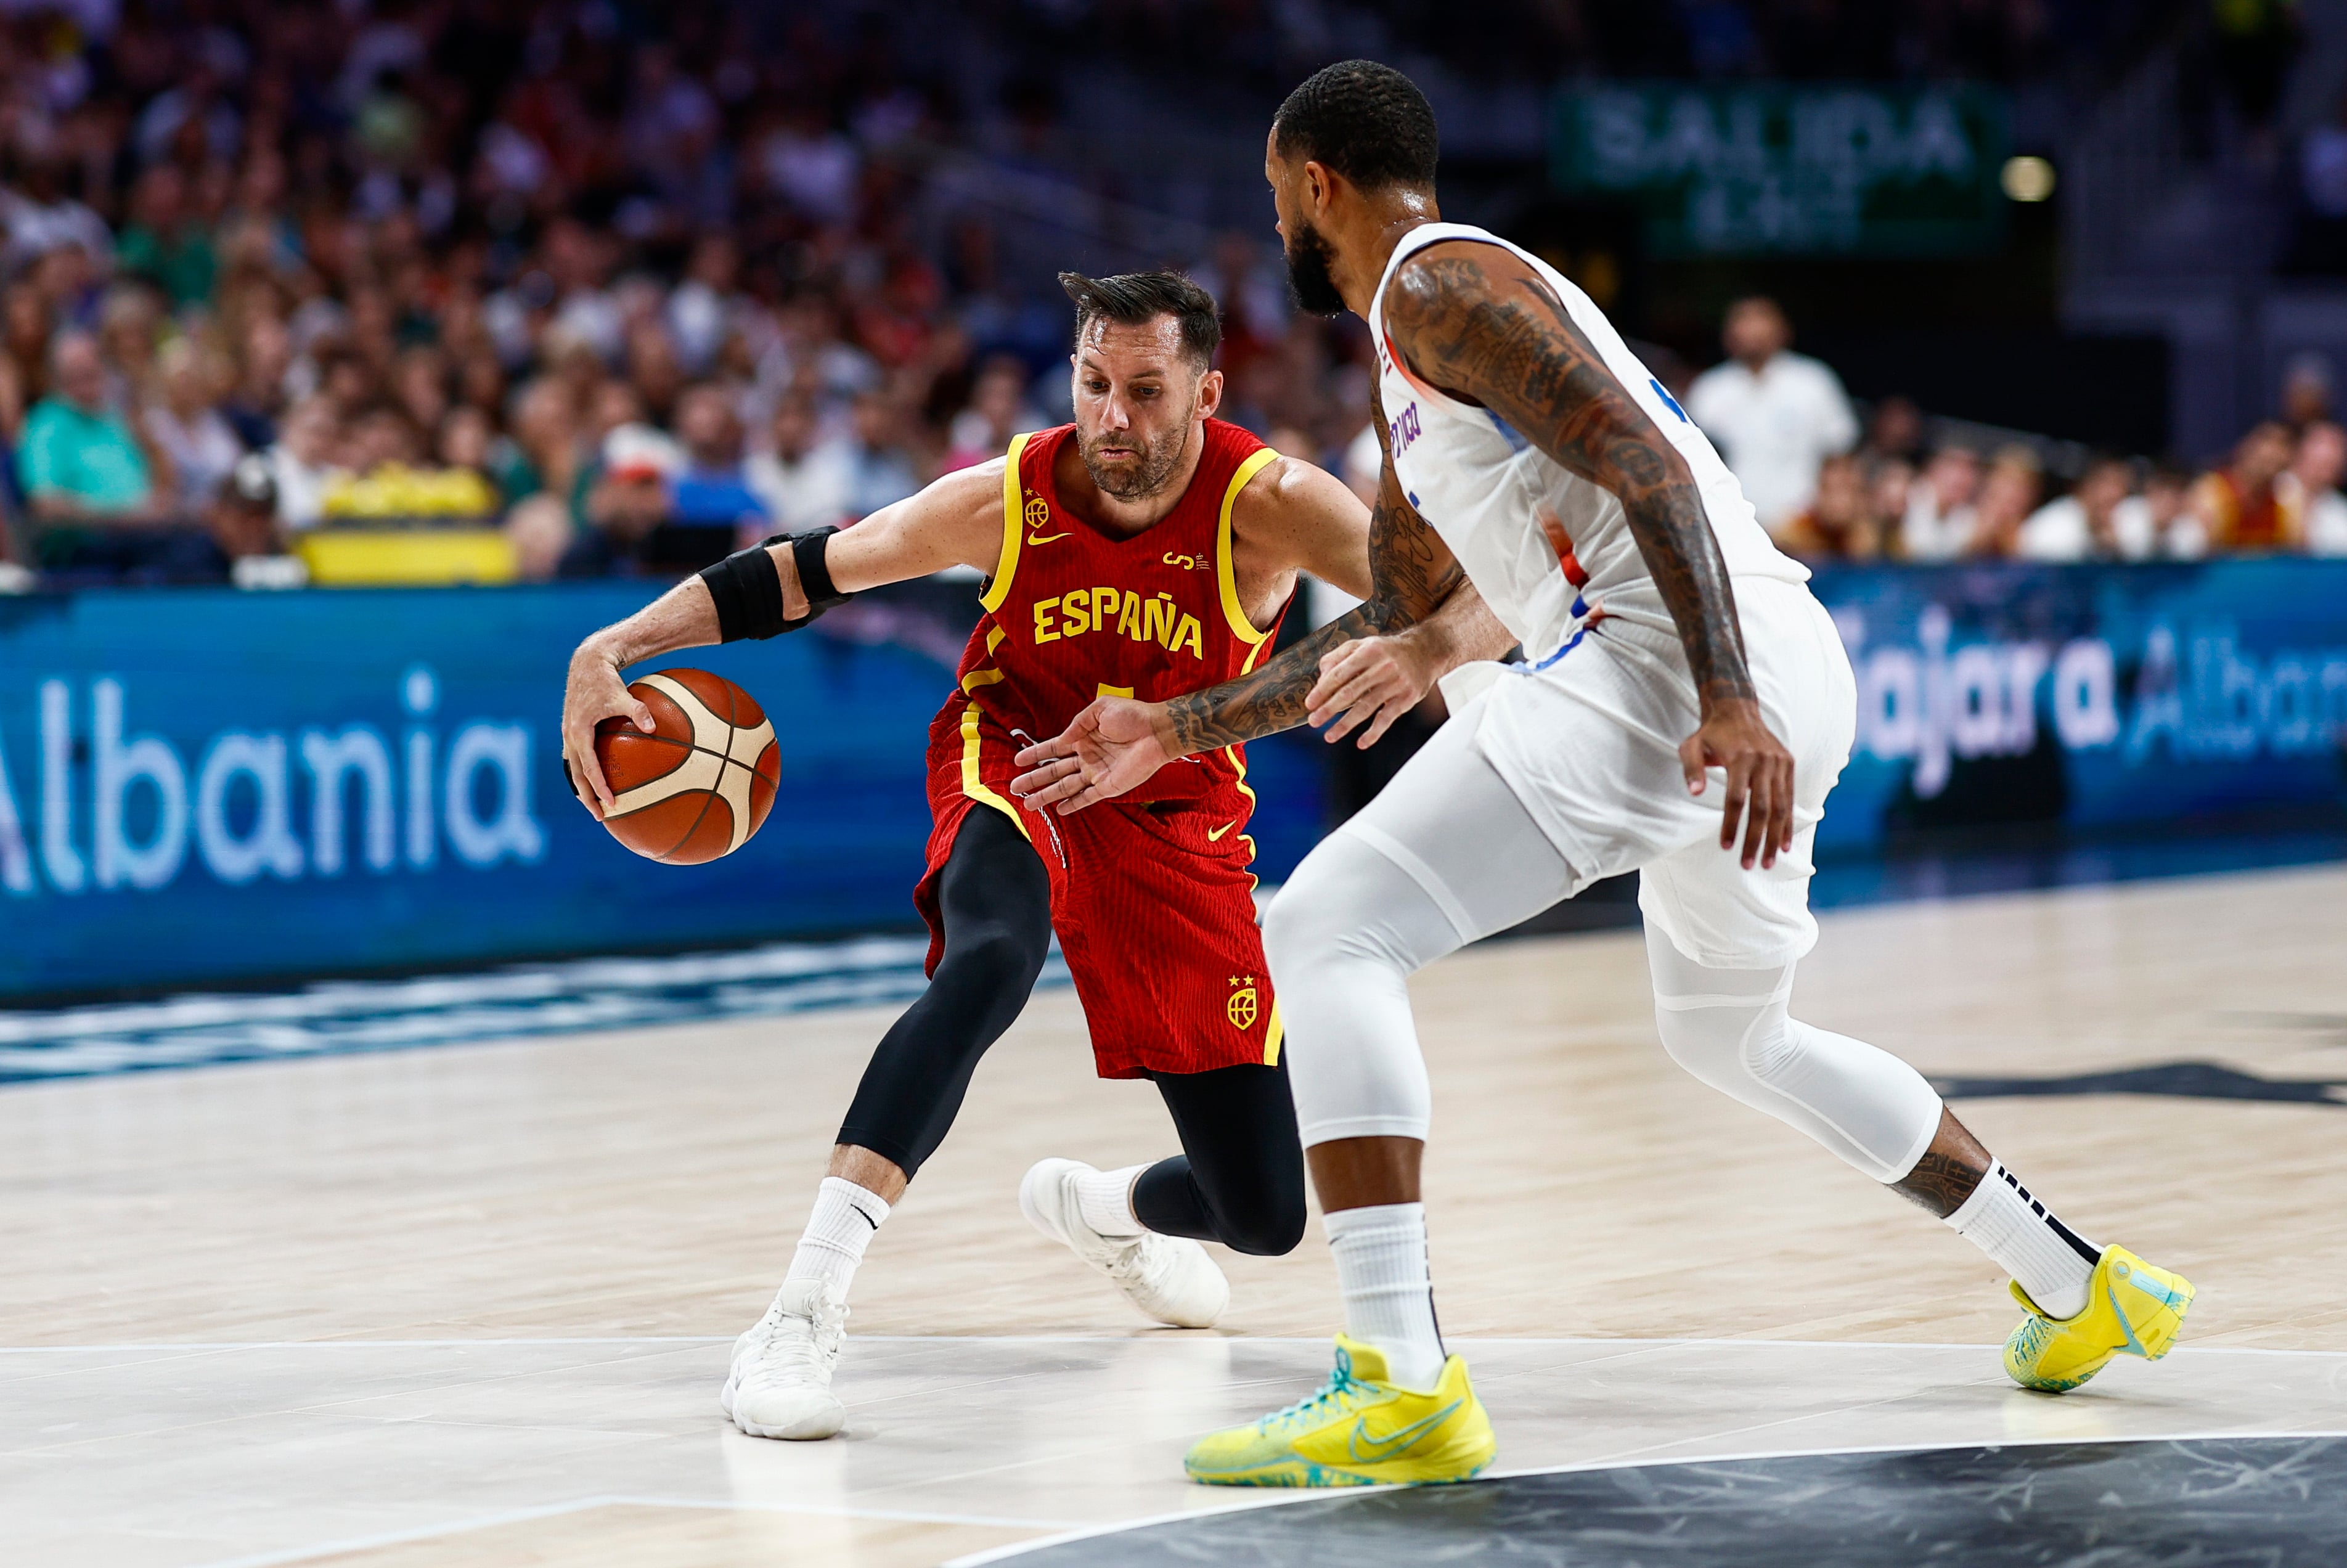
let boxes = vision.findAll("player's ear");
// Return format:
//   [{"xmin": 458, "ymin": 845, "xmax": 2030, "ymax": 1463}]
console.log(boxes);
[
  {"xmin": 1194, "ymin": 367, "xmax": 1224, "ymax": 421},
  {"xmin": 1304, "ymin": 158, "xmax": 1337, "ymax": 218}
]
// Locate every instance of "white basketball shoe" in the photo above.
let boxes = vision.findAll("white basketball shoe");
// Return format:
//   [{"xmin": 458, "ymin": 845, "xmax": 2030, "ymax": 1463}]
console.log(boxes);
[
  {"xmin": 720, "ymin": 1279, "xmax": 848, "ymax": 1440},
  {"xmin": 1019, "ymin": 1158, "xmax": 1229, "ymax": 1328}
]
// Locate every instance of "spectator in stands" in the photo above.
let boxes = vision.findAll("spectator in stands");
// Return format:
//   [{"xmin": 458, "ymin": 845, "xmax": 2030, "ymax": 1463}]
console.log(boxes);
[
  {"xmin": 668, "ymin": 383, "xmax": 770, "ymax": 544},
  {"xmin": 2018, "ymin": 455, "xmax": 2145, "ymax": 560},
  {"xmin": 207, "ymin": 452, "xmax": 285, "ymax": 566},
  {"xmin": 944, "ymin": 355, "xmax": 1045, "ymax": 469},
  {"xmin": 2188, "ymin": 421, "xmax": 2301, "ymax": 552},
  {"xmin": 263, "ymin": 398, "xmax": 345, "ymax": 534},
  {"xmin": 1863, "ymin": 396, "xmax": 1925, "ymax": 468},
  {"xmin": 15, "ymin": 330, "xmax": 213, "ymax": 579},
  {"xmin": 1773, "ymin": 452, "xmax": 1881, "ymax": 561},
  {"xmin": 2115, "ymin": 463, "xmax": 2196, "ymax": 558},
  {"xmin": 2279, "ymin": 420, "xmax": 2347, "ymax": 553},
  {"xmin": 115, "ymin": 166, "xmax": 216, "ymax": 312},
  {"xmin": 144, "ymin": 340, "xmax": 246, "ymax": 514},
  {"xmin": 561, "ymin": 423, "xmax": 684, "ymax": 578},
  {"xmin": 1966, "ymin": 447, "xmax": 2044, "ymax": 559},
  {"xmin": 841, "ymin": 390, "xmax": 921, "ymax": 521},
  {"xmin": 746, "ymin": 394, "xmax": 854, "ymax": 535},
  {"xmin": 1685, "ymin": 296, "xmax": 1857, "ymax": 530},
  {"xmin": 1901, "ymin": 446, "xmax": 1981, "ymax": 561}
]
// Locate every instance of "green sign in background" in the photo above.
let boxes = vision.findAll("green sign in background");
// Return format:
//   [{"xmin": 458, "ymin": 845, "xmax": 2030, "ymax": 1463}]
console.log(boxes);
[{"xmin": 1551, "ymin": 83, "xmax": 2010, "ymax": 256}]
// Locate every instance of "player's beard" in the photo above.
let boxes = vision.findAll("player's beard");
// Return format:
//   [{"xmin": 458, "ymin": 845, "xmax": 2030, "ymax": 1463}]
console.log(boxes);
[
  {"xmin": 1283, "ymin": 219, "xmax": 1347, "ymax": 317},
  {"xmin": 1078, "ymin": 398, "xmax": 1194, "ymax": 500}
]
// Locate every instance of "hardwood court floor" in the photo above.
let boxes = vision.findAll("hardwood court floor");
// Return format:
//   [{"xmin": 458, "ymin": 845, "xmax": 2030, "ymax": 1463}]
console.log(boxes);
[{"xmin": 5, "ymin": 863, "xmax": 2345, "ymax": 1567}]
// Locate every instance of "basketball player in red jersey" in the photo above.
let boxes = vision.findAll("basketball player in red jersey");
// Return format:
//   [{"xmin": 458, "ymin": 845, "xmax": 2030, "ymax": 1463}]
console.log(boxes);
[{"xmin": 559, "ymin": 271, "xmax": 1512, "ymax": 1443}]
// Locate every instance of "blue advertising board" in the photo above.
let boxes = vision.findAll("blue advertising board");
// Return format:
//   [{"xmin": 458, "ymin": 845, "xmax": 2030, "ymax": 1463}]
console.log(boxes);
[
  {"xmin": 0, "ymin": 581, "xmax": 1325, "ymax": 1000},
  {"xmin": 1810, "ymin": 559, "xmax": 2347, "ymax": 853},
  {"xmin": 4, "ymin": 561, "xmax": 2344, "ymax": 1001}
]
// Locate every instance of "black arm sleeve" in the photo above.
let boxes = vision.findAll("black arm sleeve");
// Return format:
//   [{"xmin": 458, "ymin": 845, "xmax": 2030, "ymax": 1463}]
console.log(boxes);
[{"xmin": 697, "ymin": 526, "xmax": 853, "ymax": 642}]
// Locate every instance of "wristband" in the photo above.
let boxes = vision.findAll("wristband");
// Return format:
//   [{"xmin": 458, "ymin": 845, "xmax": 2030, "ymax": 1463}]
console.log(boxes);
[{"xmin": 697, "ymin": 527, "xmax": 852, "ymax": 641}]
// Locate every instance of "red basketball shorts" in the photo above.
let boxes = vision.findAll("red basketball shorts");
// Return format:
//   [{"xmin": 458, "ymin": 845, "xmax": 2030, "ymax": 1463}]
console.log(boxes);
[{"xmin": 913, "ymin": 703, "xmax": 1283, "ymax": 1079}]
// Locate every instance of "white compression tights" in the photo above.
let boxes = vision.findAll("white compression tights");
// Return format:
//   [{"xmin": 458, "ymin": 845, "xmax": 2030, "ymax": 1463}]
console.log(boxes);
[{"xmin": 1265, "ymin": 730, "xmax": 1943, "ymax": 1183}]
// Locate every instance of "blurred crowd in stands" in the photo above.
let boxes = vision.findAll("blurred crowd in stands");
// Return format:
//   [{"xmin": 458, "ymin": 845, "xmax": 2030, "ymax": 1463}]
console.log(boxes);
[
  {"xmin": 0, "ymin": 0, "xmax": 2338, "ymax": 595},
  {"xmin": 1688, "ymin": 296, "xmax": 2347, "ymax": 565}
]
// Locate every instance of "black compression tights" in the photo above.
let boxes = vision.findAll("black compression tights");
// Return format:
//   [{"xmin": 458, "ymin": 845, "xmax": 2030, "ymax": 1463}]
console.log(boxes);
[{"xmin": 835, "ymin": 806, "xmax": 1305, "ymax": 1257}]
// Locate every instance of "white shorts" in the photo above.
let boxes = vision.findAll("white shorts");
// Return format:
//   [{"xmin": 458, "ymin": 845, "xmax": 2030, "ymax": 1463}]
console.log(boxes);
[{"xmin": 1445, "ymin": 576, "xmax": 1856, "ymax": 968}]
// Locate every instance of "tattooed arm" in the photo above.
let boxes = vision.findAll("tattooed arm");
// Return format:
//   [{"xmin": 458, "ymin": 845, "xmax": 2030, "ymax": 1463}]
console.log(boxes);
[
  {"xmin": 1381, "ymin": 241, "xmax": 1794, "ymax": 869},
  {"xmin": 1009, "ymin": 394, "xmax": 1510, "ymax": 812}
]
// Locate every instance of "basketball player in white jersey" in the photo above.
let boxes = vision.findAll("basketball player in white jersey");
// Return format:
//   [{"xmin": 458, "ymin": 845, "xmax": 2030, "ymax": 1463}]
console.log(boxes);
[{"xmin": 1011, "ymin": 60, "xmax": 2198, "ymax": 1487}]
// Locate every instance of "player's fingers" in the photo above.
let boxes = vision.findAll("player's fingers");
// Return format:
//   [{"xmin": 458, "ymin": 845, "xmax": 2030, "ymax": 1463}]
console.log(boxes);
[
  {"xmin": 1718, "ymin": 756, "xmax": 1753, "ymax": 854},
  {"xmin": 1355, "ymin": 695, "xmax": 1407, "ymax": 748},
  {"xmin": 567, "ymin": 738, "xmax": 613, "ymax": 817},
  {"xmin": 1765, "ymin": 758, "xmax": 1797, "ymax": 868},
  {"xmin": 1740, "ymin": 762, "xmax": 1772, "ymax": 870},
  {"xmin": 1024, "ymin": 772, "xmax": 1093, "ymax": 809},
  {"xmin": 1008, "ymin": 756, "xmax": 1069, "ymax": 798},
  {"xmin": 630, "ymin": 700, "xmax": 655, "ymax": 733},
  {"xmin": 1679, "ymin": 732, "xmax": 1709, "ymax": 796},
  {"xmin": 1305, "ymin": 643, "xmax": 1374, "ymax": 711},
  {"xmin": 1013, "ymin": 731, "xmax": 1078, "ymax": 768},
  {"xmin": 1052, "ymin": 783, "xmax": 1105, "ymax": 816},
  {"xmin": 1309, "ymin": 665, "xmax": 1392, "ymax": 732}
]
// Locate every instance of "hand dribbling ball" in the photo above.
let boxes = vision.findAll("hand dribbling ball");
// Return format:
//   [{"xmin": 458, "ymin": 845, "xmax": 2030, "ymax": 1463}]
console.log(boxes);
[{"xmin": 576, "ymin": 668, "xmax": 780, "ymax": 864}]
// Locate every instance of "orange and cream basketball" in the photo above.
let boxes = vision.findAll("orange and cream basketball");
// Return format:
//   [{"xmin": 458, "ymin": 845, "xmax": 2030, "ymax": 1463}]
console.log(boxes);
[{"xmin": 587, "ymin": 668, "xmax": 780, "ymax": 864}]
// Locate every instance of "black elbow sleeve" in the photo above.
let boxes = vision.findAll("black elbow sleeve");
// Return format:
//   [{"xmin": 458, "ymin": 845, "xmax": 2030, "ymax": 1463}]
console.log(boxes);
[{"xmin": 698, "ymin": 526, "xmax": 852, "ymax": 641}]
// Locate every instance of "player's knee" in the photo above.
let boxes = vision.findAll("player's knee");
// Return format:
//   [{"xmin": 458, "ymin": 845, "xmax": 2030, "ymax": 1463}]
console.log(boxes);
[
  {"xmin": 1219, "ymin": 1183, "xmax": 1308, "ymax": 1257},
  {"xmin": 1261, "ymin": 869, "xmax": 1336, "ymax": 980},
  {"xmin": 940, "ymin": 917, "xmax": 1049, "ymax": 992},
  {"xmin": 1652, "ymin": 999, "xmax": 1765, "ymax": 1095}
]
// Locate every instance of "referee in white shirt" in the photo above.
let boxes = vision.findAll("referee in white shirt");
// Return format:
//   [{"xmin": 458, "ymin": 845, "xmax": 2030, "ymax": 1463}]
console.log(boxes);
[{"xmin": 1684, "ymin": 297, "xmax": 1858, "ymax": 531}]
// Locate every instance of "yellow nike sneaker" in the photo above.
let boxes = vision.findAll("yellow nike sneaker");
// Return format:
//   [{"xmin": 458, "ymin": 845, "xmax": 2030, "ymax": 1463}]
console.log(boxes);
[
  {"xmin": 1183, "ymin": 1336, "xmax": 1496, "ymax": 1487},
  {"xmin": 2004, "ymin": 1245, "xmax": 2196, "ymax": 1392}
]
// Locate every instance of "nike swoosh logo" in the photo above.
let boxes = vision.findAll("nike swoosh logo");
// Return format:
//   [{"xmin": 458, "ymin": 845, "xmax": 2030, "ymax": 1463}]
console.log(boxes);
[
  {"xmin": 1207, "ymin": 820, "xmax": 1237, "ymax": 841},
  {"xmin": 2108, "ymin": 1281, "xmax": 2149, "ymax": 1355},
  {"xmin": 1026, "ymin": 531, "xmax": 1072, "ymax": 545},
  {"xmin": 1347, "ymin": 1397, "xmax": 1462, "ymax": 1463}
]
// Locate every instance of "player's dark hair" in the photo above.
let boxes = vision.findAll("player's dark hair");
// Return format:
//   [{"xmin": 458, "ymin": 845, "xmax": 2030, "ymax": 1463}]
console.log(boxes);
[
  {"xmin": 1273, "ymin": 60, "xmax": 1439, "ymax": 192},
  {"xmin": 1058, "ymin": 271, "xmax": 1221, "ymax": 369}
]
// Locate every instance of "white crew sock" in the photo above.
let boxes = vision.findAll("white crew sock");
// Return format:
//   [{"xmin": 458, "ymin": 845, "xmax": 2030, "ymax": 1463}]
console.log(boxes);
[
  {"xmin": 783, "ymin": 1177, "xmax": 892, "ymax": 1301},
  {"xmin": 1945, "ymin": 1162, "xmax": 2099, "ymax": 1320},
  {"xmin": 1075, "ymin": 1164, "xmax": 1147, "ymax": 1237},
  {"xmin": 1324, "ymin": 1202, "xmax": 1446, "ymax": 1390}
]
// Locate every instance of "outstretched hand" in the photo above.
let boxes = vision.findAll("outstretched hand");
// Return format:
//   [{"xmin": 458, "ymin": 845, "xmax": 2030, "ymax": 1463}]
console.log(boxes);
[
  {"xmin": 561, "ymin": 640, "xmax": 653, "ymax": 820},
  {"xmin": 1011, "ymin": 696, "xmax": 1179, "ymax": 815},
  {"xmin": 1680, "ymin": 696, "xmax": 1795, "ymax": 870},
  {"xmin": 1307, "ymin": 634, "xmax": 1437, "ymax": 748}
]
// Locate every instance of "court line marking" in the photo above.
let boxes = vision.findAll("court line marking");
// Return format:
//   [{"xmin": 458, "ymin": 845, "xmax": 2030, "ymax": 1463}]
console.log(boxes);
[
  {"xmin": 939, "ymin": 1427, "xmax": 2347, "ymax": 1566},
  {"xmin": 6, "ymin": 1334, "xmax": 2343, "ymax": 1357},
  {"xmin": 184, "ymin": 1495, "xmax": 1079, "ymax": 1568}
]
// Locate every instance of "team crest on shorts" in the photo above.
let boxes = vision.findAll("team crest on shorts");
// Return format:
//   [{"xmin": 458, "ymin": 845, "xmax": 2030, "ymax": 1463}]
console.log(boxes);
[{"xmin": 1227, "ymin": 975, "xmax": 1258, "ymax": 1031}]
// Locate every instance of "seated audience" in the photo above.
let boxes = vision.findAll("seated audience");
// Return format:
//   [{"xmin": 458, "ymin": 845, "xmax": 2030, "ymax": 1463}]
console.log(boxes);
[
  {"xmin": 15, "ymin": 330, "xmax": 214, "ymax": 580},
  {"xmin": 2188, "ymin": 422, "xmax": 2300, "ymax": 552},
  {"xmin": 841, "ymin": 390, "xmax": 921, "ymax": 521},
  {"xmin": 2018, "ymin": 455, "xmax": 2147, "ymax": 560},
  {"xmin": 2278, "ymin": 420, "xmax": 2347, "ymax": 553},
  {"xmin": 1900, "ymin": 446, "xmax": 1980, "ymax": 561},
  {"xmin": 1967, "ymin": 446, "xmax": 2044, "ymax": 558},
  {"xmin": 2115, "ymin": 462, "xmax": 2194, "ymax": 558},
  {"xmin": 746, "ymin": 395, "xmax": 854, "ymax": 534},
  {"xmin": 668, "ymin": 383, "xmax": 770, "ymax": 542},
  {"xmin": 944, "ymin": 354, "xmax": 1045, "ymax": 469},
  {"xmin": 1773, "ymin": 452, "xmax": 1882, "ymax": 561},
  {"xmin": 145, "ymin": 339, "xmax": 247, "ymax": 513}
]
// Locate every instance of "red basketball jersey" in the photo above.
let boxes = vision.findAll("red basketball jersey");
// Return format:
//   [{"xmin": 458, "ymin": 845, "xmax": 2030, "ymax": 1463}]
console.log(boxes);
[{"xmin": 949, "ymin": 419, "xmax": 1288, "ymax": 813}]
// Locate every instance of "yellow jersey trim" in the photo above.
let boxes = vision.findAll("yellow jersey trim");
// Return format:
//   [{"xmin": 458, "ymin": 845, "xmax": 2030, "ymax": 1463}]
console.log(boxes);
[
  {"xmin": 1214, "ymin": 446, "xmax": 1281, "ymax": 649},
  {"xmin": 961, "ymin": 626, "xmax": 1008, "ymax": 693},
  {"xmin": 1223, "ymin": 741, "xmax": 1260, "ymax": 883},
  {"xmin": 979, "ymin": 433, "xmax": 1034, "ymax": 615},
  {"xmin": 959, "ymin": 700, "xmax": 1030, "ymax": 841},
  {"xmin": 1262, "ymin": 998, "xmax": 1284, "ymax": 1067}
]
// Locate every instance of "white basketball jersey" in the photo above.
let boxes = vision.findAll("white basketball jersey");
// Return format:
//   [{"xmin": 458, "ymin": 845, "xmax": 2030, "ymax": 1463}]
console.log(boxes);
[{"xmin": 1366, "ymin": 223, "xmax": 1807, "ymax": 663}]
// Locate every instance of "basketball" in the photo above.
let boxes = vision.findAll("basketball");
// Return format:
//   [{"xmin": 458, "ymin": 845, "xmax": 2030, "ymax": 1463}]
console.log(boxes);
[{"xmin": 583, "ymin": 668, "xmax": 780, "ymax": 865}]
